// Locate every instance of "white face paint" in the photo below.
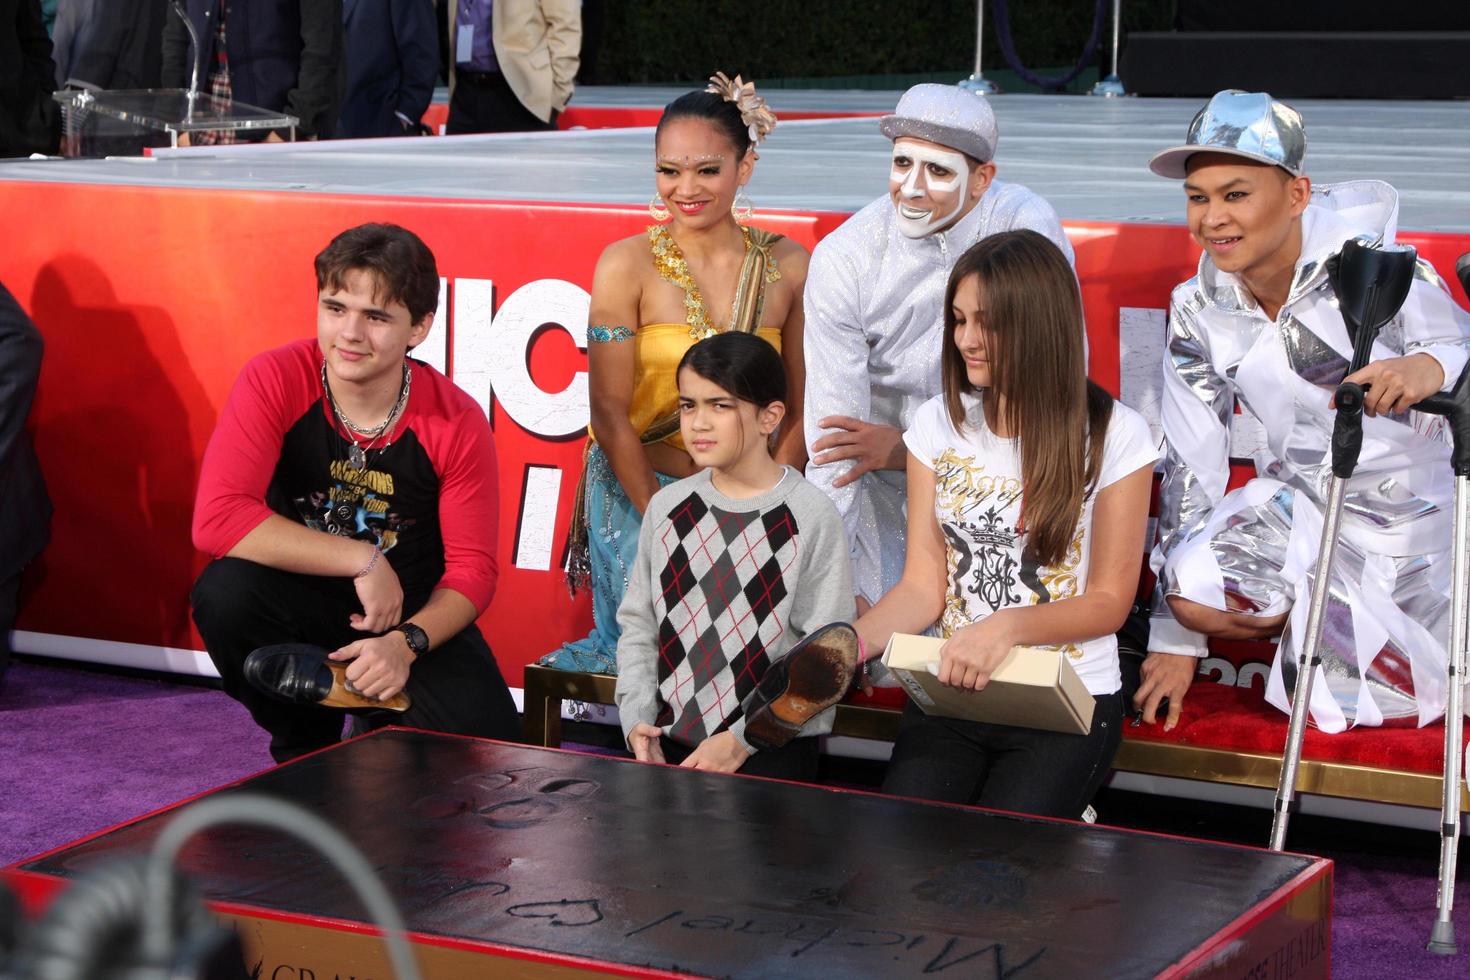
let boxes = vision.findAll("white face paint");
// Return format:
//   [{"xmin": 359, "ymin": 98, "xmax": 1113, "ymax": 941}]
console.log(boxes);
[{"xmin": 889, "ymin": 139, "xmax": 971, "ymax": 239}]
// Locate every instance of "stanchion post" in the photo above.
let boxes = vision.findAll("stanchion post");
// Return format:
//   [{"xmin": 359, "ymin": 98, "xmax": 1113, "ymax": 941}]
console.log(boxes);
[
  {"xmin": 1089, "ymin": 0, "xmax": 1127, "ymax": 97},
  {"xmin": 958, "ymin": 0, "xmax": 1001, "ymax": 96}
]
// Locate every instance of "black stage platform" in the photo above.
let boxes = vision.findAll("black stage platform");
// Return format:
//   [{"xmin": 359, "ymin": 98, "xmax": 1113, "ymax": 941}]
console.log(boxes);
[
  {"xmin": 9, "ymin": 730, "xmax": 1331, "ymax": 978},
  {"xmin": 1124, "ymin": 0, "xmax": 1470, "ymax": 99}
]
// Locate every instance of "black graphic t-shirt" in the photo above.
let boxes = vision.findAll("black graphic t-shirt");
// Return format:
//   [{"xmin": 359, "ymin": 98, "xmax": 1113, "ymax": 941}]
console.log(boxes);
[{"xmin": 193, "ymin": 339, "xmax": 500, "ymax": 613}]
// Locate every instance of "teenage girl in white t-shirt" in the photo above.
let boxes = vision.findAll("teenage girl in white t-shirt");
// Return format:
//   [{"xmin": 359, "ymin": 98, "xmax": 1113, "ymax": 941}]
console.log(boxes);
[{"xmin": 856, "ymin": 229, "xmax": 1159, "ymax": 818}]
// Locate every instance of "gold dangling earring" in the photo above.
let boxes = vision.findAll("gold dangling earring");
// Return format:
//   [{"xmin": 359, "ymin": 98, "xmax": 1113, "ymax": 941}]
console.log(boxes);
[
  {"xmin": 731, "ymin": 190, "xmax": 755, "ymax": 223},
  {"xmin": 648, "ymin": 195, "xmax": 670, "ymax": 222}
]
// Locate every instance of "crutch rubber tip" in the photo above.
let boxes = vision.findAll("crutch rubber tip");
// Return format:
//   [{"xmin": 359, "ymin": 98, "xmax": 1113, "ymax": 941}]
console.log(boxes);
[{"xmin": 1427, "ymin": 921, "xmax": 1456, "ymax": 956}]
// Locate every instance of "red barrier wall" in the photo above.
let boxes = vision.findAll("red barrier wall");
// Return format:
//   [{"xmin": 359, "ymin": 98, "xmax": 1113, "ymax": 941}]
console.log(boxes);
[{"xmin": 2, "ymin": 180, "xmax": 1466, "ymax": 683}]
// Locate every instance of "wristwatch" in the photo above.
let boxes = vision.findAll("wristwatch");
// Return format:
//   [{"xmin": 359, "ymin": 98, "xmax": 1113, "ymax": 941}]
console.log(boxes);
[{"xmin": 394, "ymin": 622, "xmax": 430, "ymax": 656}]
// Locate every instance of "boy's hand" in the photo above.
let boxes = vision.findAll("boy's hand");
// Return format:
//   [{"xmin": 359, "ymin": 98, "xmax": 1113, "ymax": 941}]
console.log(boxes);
[
  {"xmin": 330, "ymin": 633, "xmax": 414, "ymax": 701},
  {"xmin": 680, "ymin": 731, "xmax": 750, "ymax": 773},
  {"xmin": 628, "ymin": 723, "xmax": 666, "ymax": 764}
]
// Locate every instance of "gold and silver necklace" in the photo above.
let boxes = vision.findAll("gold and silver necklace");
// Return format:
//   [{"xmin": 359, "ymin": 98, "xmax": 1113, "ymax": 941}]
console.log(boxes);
[
  {"xmin": 321, "ymin": 361, "xmax": 412, "ymax": 472},
  {"xmin": 650, "ymin": 224, "xmax": 750, "ymax": 340}
]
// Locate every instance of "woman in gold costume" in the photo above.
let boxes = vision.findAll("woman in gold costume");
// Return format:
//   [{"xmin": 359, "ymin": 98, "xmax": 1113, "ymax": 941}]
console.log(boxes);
[{"xmin": 540, "ymin": 74, "xmax": 810, "ymax": 672}]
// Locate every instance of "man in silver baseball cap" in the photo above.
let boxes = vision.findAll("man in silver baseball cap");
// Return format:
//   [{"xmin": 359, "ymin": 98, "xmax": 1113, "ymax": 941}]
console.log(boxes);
[
  {"xmin": 802, "ymin": 82, "xmax": 1072, "ymax": 613},
  {"xmin": 1137, "ymin": 89, "xmax": 1470, "ymax": 735},
  {"xmin": 1147, "ymin": 89, "xmax": 1306, "ymax": 180}
]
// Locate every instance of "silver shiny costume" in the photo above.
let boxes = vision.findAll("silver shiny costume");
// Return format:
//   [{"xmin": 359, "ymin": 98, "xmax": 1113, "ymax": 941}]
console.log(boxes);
[
  {"xmin": 803, "ymin": 184, "xmax": 1073, "ymax": 604},
  {"xmin": 1150, "ymin": 179, "xmax": 1470, "ymax": 731}
]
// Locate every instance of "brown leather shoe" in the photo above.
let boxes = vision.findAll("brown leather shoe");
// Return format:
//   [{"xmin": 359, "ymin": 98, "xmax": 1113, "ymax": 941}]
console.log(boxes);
[
  {"xmin": 742, "ymin": 623, "xmax": 860, "ymax": 751},
  {"xmin": 243, "ymin": 644, "xmax": 411, "ymax": 713}
]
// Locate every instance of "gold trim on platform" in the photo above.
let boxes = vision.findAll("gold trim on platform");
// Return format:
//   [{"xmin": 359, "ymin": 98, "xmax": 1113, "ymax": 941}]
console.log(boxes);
[
  {"xmin": 1112, "ymin": 739, "xmax": 1470, "ymax": 811},
  {"xmin": 229, "ymin": 911, "xmax": 614, "ymax": 979}
]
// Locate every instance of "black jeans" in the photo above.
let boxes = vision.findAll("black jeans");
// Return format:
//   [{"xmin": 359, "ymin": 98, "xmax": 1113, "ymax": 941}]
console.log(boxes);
[
  {"xmin": 446, "ymin": 70, "xmax": 556, "ymax": 134},
  {"xmin": 660, "ymin": 734, "xmax": 821, "ymax": 782},
  {"xmin": 191, "ymin": 558, "xmax": 520, "ymax": 763},
  {"xmin": 881, "ymin": 693, "xmax": 1125, "ymax": 819}
]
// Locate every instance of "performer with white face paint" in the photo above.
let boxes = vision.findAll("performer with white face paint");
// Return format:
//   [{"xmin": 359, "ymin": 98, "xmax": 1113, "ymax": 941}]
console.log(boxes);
[
  {"xmin": 891, "ymin": 140, "xmax": 974, "ymax": 239},
  {"xmin": 803, "ymin": 84, "xmax": 1073, "ymax": 611}
]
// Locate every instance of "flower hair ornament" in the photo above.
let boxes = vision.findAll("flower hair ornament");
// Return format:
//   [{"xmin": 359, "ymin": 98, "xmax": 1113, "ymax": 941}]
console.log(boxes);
[{"xmin": 706, "ymin": 72, "xmax": 777, "ymax": 144}]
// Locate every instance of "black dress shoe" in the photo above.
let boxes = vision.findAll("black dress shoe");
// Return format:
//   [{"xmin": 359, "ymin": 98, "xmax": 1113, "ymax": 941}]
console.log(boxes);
[
  {"xmin": 242, "ymin": 644, "xmax": 411, "ymax": 713},
  {"xmin": 742, "ymin": 622, "xmax": 860, "ymax": 751}
]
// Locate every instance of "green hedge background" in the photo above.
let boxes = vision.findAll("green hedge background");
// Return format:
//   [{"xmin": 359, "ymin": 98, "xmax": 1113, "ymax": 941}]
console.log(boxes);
[{"xmin": 581, "ymin": 1, "xmax": 1177, "ymax": 91}]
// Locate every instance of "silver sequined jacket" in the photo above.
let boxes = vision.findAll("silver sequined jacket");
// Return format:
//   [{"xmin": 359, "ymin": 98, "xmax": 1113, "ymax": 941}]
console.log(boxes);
[
  {"xmin": 1150, "ymin": 180, "xmax": 1470, "ymax": 656},
  {"xmin": 802, "ymin": 180, "xmax": 1073, "ymax": 604}
]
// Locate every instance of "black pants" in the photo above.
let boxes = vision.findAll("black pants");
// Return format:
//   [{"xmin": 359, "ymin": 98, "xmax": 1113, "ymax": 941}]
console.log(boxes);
[
  {"xmin": 446, "ymin": 70, "xmax": 556, "ymax": 134},
  {"xmin": 881, "ymin": 693, "xmax": 1125, "ymax": 819},
  {"xmin": 660, "ymin": 734, "xmax": 821, "ymax": 782},
  {"xmin": 191, "ymin": 558, "xmax": 520, "ymax": 763}
]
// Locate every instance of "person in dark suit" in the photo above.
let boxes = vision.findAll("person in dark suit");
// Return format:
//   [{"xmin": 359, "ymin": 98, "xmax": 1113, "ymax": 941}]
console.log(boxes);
[
  {"xmin": 339, "ymin": 0, "xmax": 436, "ymax": 138},
  {"xmin": 0, "ymin": 282, "xmax": 51, "ymax": 680},
  {"xmin": 0, "ymin": 0, "xmax": 59, "ymax": 157},
  {"xmin": 52, "ymin": 0, "xmax": 168, "ymax": 91},
  {"xmin": 161, "ymin": 0, "xmax": 344, "ymax": 141}
]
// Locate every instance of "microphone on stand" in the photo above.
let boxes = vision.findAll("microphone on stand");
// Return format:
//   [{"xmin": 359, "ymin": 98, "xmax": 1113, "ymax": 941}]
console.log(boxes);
[{"xmin": 170, "ymin": 1, "xmax": 204, "ymax": 116}]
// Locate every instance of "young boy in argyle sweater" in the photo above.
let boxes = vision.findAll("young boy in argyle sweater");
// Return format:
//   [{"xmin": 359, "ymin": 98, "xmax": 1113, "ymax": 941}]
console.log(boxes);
[{"xmin": 615, "ymin": 333, "xmax": 855, "ymax": 780}]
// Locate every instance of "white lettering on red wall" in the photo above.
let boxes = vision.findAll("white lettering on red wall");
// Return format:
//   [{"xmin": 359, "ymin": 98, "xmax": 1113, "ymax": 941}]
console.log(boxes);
[{"xmin": 444, "ymin": 277, "xmax": 591, "ymax": 573}]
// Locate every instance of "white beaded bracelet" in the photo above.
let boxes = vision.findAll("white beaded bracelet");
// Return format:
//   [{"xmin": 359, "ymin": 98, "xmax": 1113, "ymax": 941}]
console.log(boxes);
[{"xmin": 355, "ymin": 544, "xmax": 382, "ymax": 579}]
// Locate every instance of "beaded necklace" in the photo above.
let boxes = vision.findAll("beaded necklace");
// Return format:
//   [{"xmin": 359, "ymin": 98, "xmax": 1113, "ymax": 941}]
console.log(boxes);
[
  {"xmin": 321, "ymin": 361, "xmax": 412, "ymax": 472},
  {"xmin": 649, "ymin": 224, "xmax": 763, "ymax": 340}
]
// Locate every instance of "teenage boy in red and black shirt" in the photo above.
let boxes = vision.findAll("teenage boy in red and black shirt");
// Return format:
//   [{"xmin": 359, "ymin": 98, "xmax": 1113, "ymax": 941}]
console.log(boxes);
[{"xmin": 191, "ymin": 223, "xmax": 519, "ymax": 762}]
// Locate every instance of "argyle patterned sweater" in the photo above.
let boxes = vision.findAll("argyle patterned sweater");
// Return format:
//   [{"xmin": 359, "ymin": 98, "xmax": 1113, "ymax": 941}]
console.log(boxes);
[{"xmin": 614, "ymin": 468, "xmax": 855, "ymax": 753}]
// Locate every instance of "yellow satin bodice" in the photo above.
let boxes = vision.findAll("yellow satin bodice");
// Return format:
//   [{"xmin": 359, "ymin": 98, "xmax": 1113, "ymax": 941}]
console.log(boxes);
[
  {"xmin": 625, "ymin": 323, "xmax": 784, "ymax": 451},
  {"xmin": 587, "ymin": 224, "xmax": 787, "ymax": 452}
]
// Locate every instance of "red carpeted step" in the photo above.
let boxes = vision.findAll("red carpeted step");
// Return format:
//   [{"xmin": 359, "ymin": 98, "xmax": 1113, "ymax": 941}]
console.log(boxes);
[
  {"xmin": 845, "ymin": 673, "xmax": 1469, "ymax": 776},
  {"xmin": 1123, "ymin": 681, "xmax": 1470, "ymax": 775},
  {"xmin": 845, "ymin": 686, "xmax": 907, "ymax": 710}
]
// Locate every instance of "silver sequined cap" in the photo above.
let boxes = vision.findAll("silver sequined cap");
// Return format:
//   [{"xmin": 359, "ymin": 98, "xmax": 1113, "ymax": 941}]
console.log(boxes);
[
  {"xmin": 879, "ymin": 83, "xmax": 998, "ymax": 162},
  {"xmin": 1149, "ymin": 90, "xmax": 1306, "ymax": 179}
]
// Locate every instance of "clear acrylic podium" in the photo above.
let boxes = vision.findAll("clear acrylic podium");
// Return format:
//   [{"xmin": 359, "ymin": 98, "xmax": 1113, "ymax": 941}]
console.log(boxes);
[{"xmin": 53, "ymin": 89, "xmax": 298, "ymax": 157}]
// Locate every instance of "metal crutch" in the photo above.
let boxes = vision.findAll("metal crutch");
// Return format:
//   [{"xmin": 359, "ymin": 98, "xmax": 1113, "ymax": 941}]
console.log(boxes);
[
  {"xmin": 1419, "ymin": 251, "xmax": 1470, "ymax": 955},
  {"xmin": 1269, "ymin": 239, "xmax": 1421, "ymax": 852}
]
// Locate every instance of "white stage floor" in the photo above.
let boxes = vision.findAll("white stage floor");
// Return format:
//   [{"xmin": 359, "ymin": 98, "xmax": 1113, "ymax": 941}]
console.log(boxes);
[{"xmin": 5, "ymin": 89, "xmax": 1468, "ymax": 232}]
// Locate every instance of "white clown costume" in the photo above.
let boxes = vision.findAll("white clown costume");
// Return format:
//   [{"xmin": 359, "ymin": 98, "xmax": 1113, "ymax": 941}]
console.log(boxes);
[{"xmin": 802, "ymin": 84, "xmax": 1073, "ymax": 606}]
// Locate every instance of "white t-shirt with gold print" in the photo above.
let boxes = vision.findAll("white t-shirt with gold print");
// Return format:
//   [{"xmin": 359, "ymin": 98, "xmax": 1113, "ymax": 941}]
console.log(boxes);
[{"xmin": 903, "ymin": 393, "xmax": 1159, "ymax": 696}]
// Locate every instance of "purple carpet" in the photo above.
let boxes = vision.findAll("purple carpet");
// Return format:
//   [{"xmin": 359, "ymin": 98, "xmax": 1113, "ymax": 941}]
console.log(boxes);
[
  {"xmin": 0, "ymin": 659, "xmax": 266, "ymax": 864},
  {"xmin": 3, "ymin": 658, "xmax": 1467, "ymax": 976}
]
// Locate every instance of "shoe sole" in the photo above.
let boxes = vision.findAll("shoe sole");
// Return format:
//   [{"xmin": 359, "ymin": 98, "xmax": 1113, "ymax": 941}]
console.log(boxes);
[
  {"xmin": 745, "ymin": 625, "xmax": 859, "ymax": 748},
  {"xmin": 319, "ymin": 661, "xmax": 412, "ymax": 713}
]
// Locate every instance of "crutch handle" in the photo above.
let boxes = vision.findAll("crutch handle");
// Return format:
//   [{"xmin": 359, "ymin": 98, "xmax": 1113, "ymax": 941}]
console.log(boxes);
[
  {"xmin": 1413, "ymin": 365, "xmax": 1470, "ymax": 477},
  {"xmin": 1331, "ymin": 381, "xmax": 1367, "ymax": 479},
  {"xmin": 1330, "ymin": 240, "xmax": 1419, "ymax": 374}
]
